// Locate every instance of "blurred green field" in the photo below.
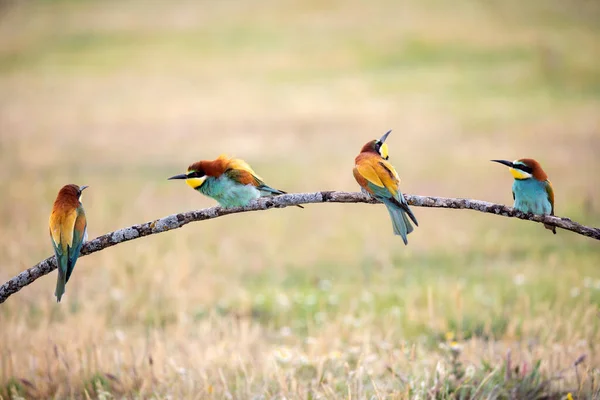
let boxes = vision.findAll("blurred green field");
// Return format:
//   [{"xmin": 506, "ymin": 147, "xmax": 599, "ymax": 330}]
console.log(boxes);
[{"xmin": 1, "ymin": 0, "xmax": 599, "ymax": 398}]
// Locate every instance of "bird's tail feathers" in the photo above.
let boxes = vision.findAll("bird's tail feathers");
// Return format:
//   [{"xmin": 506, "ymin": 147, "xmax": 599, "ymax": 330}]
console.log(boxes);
[
  {"xmin": 384, "ymin": 200, "xmax": 415, "ymax": 245},
  {"xmin": 258, "ymin": 185, "xmax": 304, "ymax": 209},
  {"xmin": 389, "ymin": 196, "xmax": 418, "ymax": 227},
  {"xmin": 54, "ymin": 251, "xmax": 69, "ymax": 302},
  {"xmin": 55, "ymin": 267, "xmax": 66, "ymax": 302}
]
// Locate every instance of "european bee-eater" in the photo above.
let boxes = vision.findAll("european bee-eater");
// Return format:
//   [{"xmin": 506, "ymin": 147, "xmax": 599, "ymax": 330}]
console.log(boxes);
[
  {"xmin": 491, "ymin": 158, "xmax": 556, "ymax": 234},
  {"xmin": 353, "ymin": 130, "xmax": 418, "ymax": 244},
  {"xmin": 49, "ymin": 184, "xmax": 88, "ymax": 302},
  {"xmin": 168, "ymin": 154, "xmax": 302, "ymax": 208}
]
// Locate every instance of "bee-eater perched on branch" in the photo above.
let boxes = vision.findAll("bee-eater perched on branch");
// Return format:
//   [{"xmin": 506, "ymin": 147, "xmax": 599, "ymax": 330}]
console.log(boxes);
[
  {"xmin": 169, "ymin": 154, "xmax": 303, "ymax": 208},
  {"xmin": 491, "ymin": 158, "xmax": 556, "ymax": 234},
  {"xmin": 49, "ymin": 184, "xmax": 88, "ymax": 302},
  {"xmin": 353, "ymin": 130, "xmax": 418, "ymax": 244}
]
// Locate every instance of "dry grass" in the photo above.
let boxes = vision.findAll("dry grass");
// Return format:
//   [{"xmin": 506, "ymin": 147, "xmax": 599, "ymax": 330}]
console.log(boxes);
[{"xmin": 1, "ymin": 0, "xmax": 599, "ymax": 398}]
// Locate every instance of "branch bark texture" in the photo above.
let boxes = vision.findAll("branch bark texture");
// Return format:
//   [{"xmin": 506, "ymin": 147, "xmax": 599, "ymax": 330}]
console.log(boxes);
[{"xmin": 1, "ymin": 191, "xmax": 598, "ymax": 304}]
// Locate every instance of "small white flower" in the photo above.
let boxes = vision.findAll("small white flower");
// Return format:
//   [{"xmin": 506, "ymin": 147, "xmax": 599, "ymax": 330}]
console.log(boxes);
[
  {"xmin": 273, "ymin": 347, "xmax": 293, "ymax": 364},
  {"xmin": 389, "ymin": 306, "xmax": 402, "ymax": 317},
  {"xmin": 279, "ymin": 326, "xmax": 292, "ymax": 337},
  {"xmin": 465, "ymin": 365, "xmax": 476, "ymax": 379},
  {"xmin": 570, "ymin": 287, "xmax": 581, "ymax": 298},
  {"xmin": 297, "ymin": 355, "xmax": 310, "ymax": 365},
  {"xmin": 513, "ymin": 274, "xmax": 526, "ymax": 286},
  {"xmin": 276, "ymin": 293, "xmax": 290, "ymax": 309},
  {"xmin": 305, "ymin": 337, "xmax": 317, "ymax": 345},
  {"xmin": 110, "ymin": 288, "xmax": 124, "ymax": 301},
  {"xmin": 361, "ymin": 291, "xmax": 374, "ymax": 303},
  {"xmin": 114, "ymin": 329, "xmax": 126, "ymax": 342},
  {"xmin": 435, "ymin": 361, "xmax": 445, "ymax": 377}
]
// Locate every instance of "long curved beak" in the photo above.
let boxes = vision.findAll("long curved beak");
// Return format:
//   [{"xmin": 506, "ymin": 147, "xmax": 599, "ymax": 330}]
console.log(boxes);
[
  {"xmin": 491, "ymin": 160, "xmax": 514, "ymax": 168},
  {"xmin": 379, "ymin": 130, "xmax": 392, "ymax": 143},
  {"xmin": 79, "ymin": 185, "xmax": 89, "ymax": 191},
  {"xmin": 168, "ymin": 173, "xmax": 188, "ymax": 180}
]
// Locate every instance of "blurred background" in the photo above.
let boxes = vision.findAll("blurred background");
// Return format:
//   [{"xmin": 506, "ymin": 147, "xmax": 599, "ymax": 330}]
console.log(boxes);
[{"xmin": 0, "ymin": 0, "xmax": 599, "ymax": 398}]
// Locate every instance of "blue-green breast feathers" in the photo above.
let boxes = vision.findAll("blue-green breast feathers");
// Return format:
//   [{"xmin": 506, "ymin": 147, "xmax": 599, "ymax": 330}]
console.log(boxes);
[
  {"xmin": 512, "ymin": 179, "xmax": 553, "ymax": 215},
  {"xmin": 196, "ymin": 175, "xmax": 262, "ymax": 208}
]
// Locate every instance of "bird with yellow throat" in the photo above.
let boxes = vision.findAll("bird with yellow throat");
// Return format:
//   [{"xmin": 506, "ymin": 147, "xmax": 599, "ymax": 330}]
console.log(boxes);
[
  {"xmin": 169, "ymin": 154, "xmax": 302, "ymax": 208},
  {"xmin": 353, "ymin": 130, "xmax": 418, "ymax": 244},
  {"xmin": 49, "ymin": 184, "xmax": 88, "ymax": 302},
  {"xmin": 491, "ymin": 158, "xmax": 556, "ymax": 234}
]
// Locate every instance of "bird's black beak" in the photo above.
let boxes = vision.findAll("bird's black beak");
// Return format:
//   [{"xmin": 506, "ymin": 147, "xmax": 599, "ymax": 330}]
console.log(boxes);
[
  {"xmin": 168, "ymin": 173, "xmax": 188, "ymax": 180},
  {"xmin": 379, "ymin": 130, "xmax": 392, "ymax": 144},
  {"xmin": 79, "ymin": 185, "xmax": 89, "ymax": 191},
  {"xmin": 491, "ymin": 160, "xmax": 514, "ymax": 168}
]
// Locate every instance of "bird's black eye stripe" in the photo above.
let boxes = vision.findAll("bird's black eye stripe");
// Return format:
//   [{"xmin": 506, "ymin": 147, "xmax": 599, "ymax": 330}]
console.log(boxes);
[
  {"xmin": 188, "ymin": 171, "xmax": 205, "ymax": 178},
  {"xmin": 514, "ymin": 164, "xmax": 533, "ymax": 174}
]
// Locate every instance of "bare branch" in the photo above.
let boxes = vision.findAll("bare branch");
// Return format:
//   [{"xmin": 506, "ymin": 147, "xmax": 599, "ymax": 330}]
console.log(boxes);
[{"xmin": 1, "ymin": 191, "xmax": 598, "ymax": 304}]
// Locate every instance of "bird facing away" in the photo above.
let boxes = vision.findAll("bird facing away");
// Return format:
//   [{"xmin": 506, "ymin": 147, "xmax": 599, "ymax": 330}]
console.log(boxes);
[
  {"xmin": 353, "ymin": 130, "xmax": 418, "ymax": 244},
  {"xmin": 49, "ymin": 184, "xmax": 88, "ymax": 302},
  {"xmin": 491, "ymin": 158, "xmax": 556, "ymax": 234},
  {"xmin": 169, "ymin": 154, "xmax": 303, "ymax": 208}
]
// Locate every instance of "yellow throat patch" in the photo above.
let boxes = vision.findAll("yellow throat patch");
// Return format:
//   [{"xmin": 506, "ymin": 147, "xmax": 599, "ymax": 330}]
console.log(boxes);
[
  {"xmin": 185, "ymin": 176, "xmax": 206, "ymax": 189},
  {"xmin": 380, "ymin": 143, "xmax": 389, "ymax": 159},
  {"xmin": 509, "ymin": 167, "xmax": 531, "ymax": 180}
]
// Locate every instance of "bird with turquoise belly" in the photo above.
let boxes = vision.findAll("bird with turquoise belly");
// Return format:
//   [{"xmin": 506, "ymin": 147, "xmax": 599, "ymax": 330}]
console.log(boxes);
[
  {"xmin": 169, "ymin": 154, "xmax": 303, "ymax": 208},
  {"xmin": 491, "ymin": 158, "xmax": 556, "ymax": 234}
]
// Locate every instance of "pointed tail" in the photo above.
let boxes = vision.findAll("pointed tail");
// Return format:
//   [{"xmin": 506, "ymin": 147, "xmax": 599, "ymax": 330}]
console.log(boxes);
[
  {"xmin": 383, "ymin": 200, "xmax": 416, "ymax": 245},
  {"xmin": 258, "ymin": 184, "xmax": 304, "ymax": 209},
  {"xmin": 55, "ymin": 267, "xmax": 66, "ymax": 302},
  {"xmin": 54, "ymin": 253, "xmax": 68, "ymax": 302}
]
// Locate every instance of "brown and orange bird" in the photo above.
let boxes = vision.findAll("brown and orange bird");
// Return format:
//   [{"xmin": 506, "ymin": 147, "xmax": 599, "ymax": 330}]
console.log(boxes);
[
  {"xmin": 491, "ymin": 158, "xmax": 556, "ymax": 234},
  {"xmin": 353, "ymin": 130, "xmax": 418, "ymax": 244},
  {"xmin": 49, "ymin": 184, "xmax": 88, "ymax": 302},
  {"xmin": 168, "ymin": 154, "xmax": 302, "ymax": 208}
]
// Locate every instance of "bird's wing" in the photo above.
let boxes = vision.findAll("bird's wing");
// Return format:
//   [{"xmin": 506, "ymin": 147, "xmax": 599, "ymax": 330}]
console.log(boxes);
[
  {"xmin": 545, "ymin": 180, "xmax": 555, "ymax": 216},
  {"xmin": 375, "ymin": 160, "xmax": 402, "ymax": 198},
  {"xmin": 225, "ymin": 167, "xmax": 263, "ymax": 187},
  {"xmin": 355, "ymin": 159, "xmax": 403, "ymax": 200},
  {"xmin": 49, "ymin": 208, "xmax": 78, "ymax": 250},
  {"xmin": 49, "ymin": 227, "xmax": 64, "ymax": 258},
  {"xmin": 228, "ymin": 158, "xmax": 264, "ymax": 180},
  {"xmin": 354, "ymin": 161, "xmax": 385, "ymax": 189},
  {"xmin": 377, "ymin": 161, "xmax": 417, "ymax": 225},
  {"xmin": 66, "ymin": 207, "xmax": 87, "ymax": 282}
]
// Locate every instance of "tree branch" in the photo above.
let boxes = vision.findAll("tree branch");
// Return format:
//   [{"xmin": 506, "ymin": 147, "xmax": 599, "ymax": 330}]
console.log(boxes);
[{"xmin": 1, "ymin": 191, "xmax": 598, "ymax": 304}]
